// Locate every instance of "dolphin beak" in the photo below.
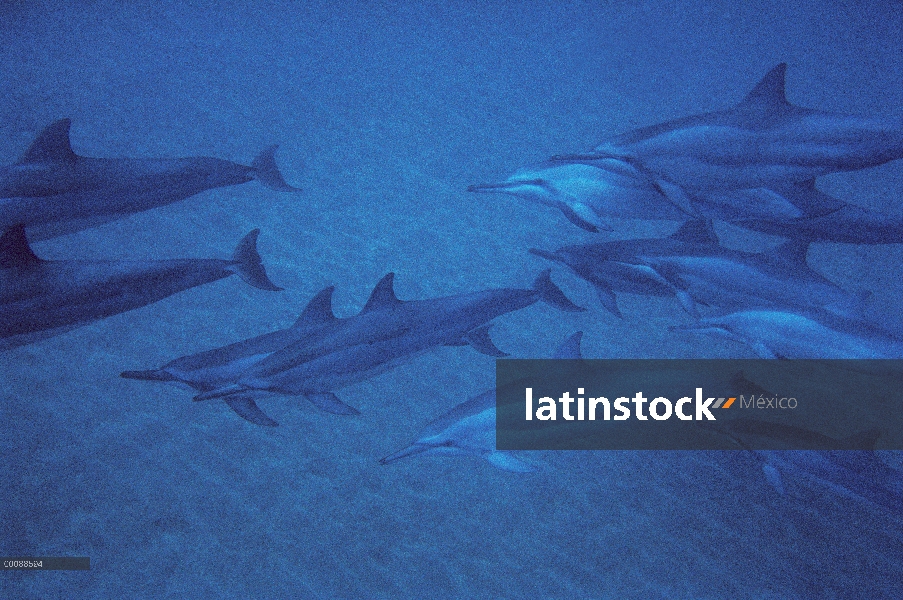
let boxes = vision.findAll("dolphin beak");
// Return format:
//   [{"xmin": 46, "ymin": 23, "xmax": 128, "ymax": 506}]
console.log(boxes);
[
  {"xmin": 379, "ymin": 444, "xmax": 432, "ymax": 465},
  {"xmin": 121, "ymin": 369, "xmax": 176, "ymax": 382},
  {"xmin": 466, "ymin": 182, "xmax": 518, "ymax": 193}
]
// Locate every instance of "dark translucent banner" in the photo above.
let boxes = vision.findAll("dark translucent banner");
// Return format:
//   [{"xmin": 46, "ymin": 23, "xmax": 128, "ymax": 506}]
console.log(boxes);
[
  {"xmin": 495, "ymin": 360, "xmax": 903, "ymax": 450},
  {"xmin": 1, "ymin": 557, "xmax": 90, "ymax": 570}
]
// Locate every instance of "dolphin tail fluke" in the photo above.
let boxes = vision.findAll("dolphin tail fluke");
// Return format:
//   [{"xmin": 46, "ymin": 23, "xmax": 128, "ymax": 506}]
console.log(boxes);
[
  {"xmin": 120, "ymin": 369, "xmax": 176, "ymax": 382},
  {"xmin": 533, "ymin": 269, "xmax": 585, "ymax": 312},
  {"xmin": 251, "ymin": 145, "xmax": 301, "ymax": 192},
  {"xmin": 305, "ymin": 392, "xmax": 360, "ymax": 415},
  {"xmin": 224, "ymin": 394, "xmax": 279, "ymax": 427},
  {"xmin": 379, "ymin": 443, "xmax": 431, "ymax": 465},
  {"xmin": 486, "ymin": 451, "xmax": 535, "ymax": 472},
  {"xmin": 231, "ymin": 229, "xmax": 283, "ymax": 291}
]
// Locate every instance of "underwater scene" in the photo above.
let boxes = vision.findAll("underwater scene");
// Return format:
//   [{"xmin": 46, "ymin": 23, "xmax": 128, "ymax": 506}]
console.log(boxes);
[{"xmin": 2, "ymin": 1, "xmax": 902, "ymax": 598}]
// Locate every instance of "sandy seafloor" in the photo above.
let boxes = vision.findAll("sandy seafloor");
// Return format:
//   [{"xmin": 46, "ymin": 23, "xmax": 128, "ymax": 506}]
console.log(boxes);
[{"xmin": 1, "ymin": 1, "xmax": 902, "ymax": 598}]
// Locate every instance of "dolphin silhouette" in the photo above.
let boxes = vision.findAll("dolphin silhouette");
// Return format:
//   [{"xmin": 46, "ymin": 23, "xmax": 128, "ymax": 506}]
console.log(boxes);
[
  {"xmin": 190, "ymin": 271, "xmax": 584, "ymax": 417},
  {"xmin": 0, "ymin": 119, "xmax": 300, "ymax": 240},
  {"xmin": 672, "ymin": 309, "xmax": 903, "ymax": 359},
  {"xmin": 379, "ymin": 332, "xmax": 584, "ymax": 472},
  {"xmin": 553, "ymin": 63, "xmax": 903, "ymax": 197},
  {"xmin": 0, "ymin": 225, "xmax": 281, "ymax": 351},
  {"xmin": 530, "ymin": 220, "xmax": 866, "ymax": 319},
  {"xmin": 121, "ymin": 286, "xmax": 344, "ymax": 426}
]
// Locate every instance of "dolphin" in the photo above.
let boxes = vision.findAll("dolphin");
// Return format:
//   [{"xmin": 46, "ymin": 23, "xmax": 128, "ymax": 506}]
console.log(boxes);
[
  {"xmin": 0, "ymin": 119, "xmax": 300, "ymax": 240},
  {"xmin": 704, "ymin": 418, "xmax": 902, "ymax": 514},
  {"xmin": 0, "ymin": 225, "xmax": 281, "ymax": 351},
  {"xmin": 530, "ymin": 219, "xmax": 865, "ymax": 319},
  {"xmin": 749, "ymin": 450, "xmax": 903, "ymax": 515},
  {"xmin": 735, "ymin": 203, "xmax": 903, "ymax": 244},
  {"xmin": 673, "ymin": 309, "xmax": 903, "ymax": 359},
  {"xmin": 121, "ymin": 286, "xmax": 345, "ymax": 426},
  {"xmin": 467, "ymin": 159, "xmax": 682, "ymax": 232},
  {"xmin": 379, "ymin": 332, "xmax": 584, "ymax": 472},
  {"xmin": 552, "ymin": 63, "xmax": 903, "ymax": 200},
  {"xmin": 191, "ymin": 270, "xmax": 585, "ymax": 417},
  {"xmin": 466, "ymin": 159, "xmax": 833, "ymax": 233}
]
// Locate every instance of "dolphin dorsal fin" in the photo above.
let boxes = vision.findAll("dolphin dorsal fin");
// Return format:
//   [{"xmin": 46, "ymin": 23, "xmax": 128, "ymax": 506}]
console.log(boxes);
[
  {"xmin": 669, "ymin": 220, "xmax": 718, "ymax": 245},
  {"xmin": 20, "ymin": 119, "xmax": 77, "ymax": 164},
  {"xmin": 293, "ymin": 286, "xmax": 337, "ymax": 327},
  {"xmin": 364, "ymin": 273, "xmax": 402, "ymax": 311},
  {"xmin": 552, "ymin": 331, "xmax": 583, "ymax": 359},
  {"xmin": 0, "ymin": 225, "xmax": 42, "ymax": 268},
  {"xmin": 739, "ymin": 63, "xmax": 790, "ymax": 111}
]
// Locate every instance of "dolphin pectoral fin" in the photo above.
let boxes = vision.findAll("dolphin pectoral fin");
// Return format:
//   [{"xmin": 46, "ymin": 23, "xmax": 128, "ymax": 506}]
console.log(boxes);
[
  {"xmin": 463, "ymin": 325, "xmax": 508, "ymax": 357},
  {"xmin": 230, "ymin": 229, "xmax": 283, "ymax": 291},
  {"xmin": 251, "ymin": 144, "xmax": 302, "ymax": 192},
  {"xmin": 486, "ymin": 451, "xmax": 535, "ymax": 472},
  {"xmin": 533, "ymin": 269, "xmax": 586, "ymax": 312},
  {"xmin": 305, "ymin": 392, "xmax": 360, "ymax": 415},
  {"xmin": 750, "ymin": 341, "xmax": 780, "ymax": 360},
  {"xmin": 120, "ymin": 369, "xmax": 176, "ymax": 382},
  {"xmin": 554, "ymin": 201, "xmax": 601, "ymax": 233},
  {"xmin": 194, "ymin": 384, "xmax": 245, "ymax": 401},
  {"xmin": 651, "ymin": 178, "xmax": 702, "ymax": 218},
  {"xmin": 224, "ymin": 395, "xmax": 279, "ymax": 427},
  {"xmin": 379, "ymin": 443, "xmax": 431, "ymax": 465},
  {"xmin": 674, "ymin": 290, "xmax": 700, "ymax": 318},
  {"xmin": 593, "ymin": 285, "xmax": 622, "ymax": 318},
  {"xmin": 762, "ymin": 463, "xmax": 786, "ymax": 495}
]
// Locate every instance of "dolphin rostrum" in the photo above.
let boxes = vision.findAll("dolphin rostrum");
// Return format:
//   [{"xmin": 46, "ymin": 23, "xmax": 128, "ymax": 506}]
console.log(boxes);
[
  {"xmin": 379, "ymin": 332, "xmax": 584, "ymax": 472},
  {"xmin": 0, "ymin": 119, "xmax": 301, "ymax": 240},
  {"xmin": 189, "ymin": 270, "xmax": 584, "ymax": 419},
  {"xmin": 0, "ymin": 225, "xmax": 281, "ymax": 351}
]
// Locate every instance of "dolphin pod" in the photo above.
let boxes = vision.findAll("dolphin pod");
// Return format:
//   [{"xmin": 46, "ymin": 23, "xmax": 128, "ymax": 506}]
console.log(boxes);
[
  {"xmin": 122, "ymin": 271, "xmax": 584, "ymax": 425},
  {"xmin": 471, "ymin": 63, "xmax": 903, "ymax": 244},
  {"xmin": 530, "ymin": 219, "xmax": 868, "ymax": 320},
  {"xmin": 0, "ymin": 118, "xmax": 300, "ymax": 241},
  {"xmin": 0, "ymin": 225, "xmax": 281, "ymax": 351}
]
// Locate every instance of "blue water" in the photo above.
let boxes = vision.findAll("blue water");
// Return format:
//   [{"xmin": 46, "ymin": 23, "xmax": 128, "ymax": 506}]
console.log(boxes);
[{"xmin": 2, "ymin": 1, "xmax": 902, "ymax": 597}]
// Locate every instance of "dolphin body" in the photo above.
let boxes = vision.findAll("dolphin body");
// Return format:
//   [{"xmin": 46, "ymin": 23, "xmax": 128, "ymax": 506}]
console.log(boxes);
[
  {"xmin": 121, "ymin": 286, "xmax": 346, "ymax": 426},
  {"xmin": 750, "ymin": 450, "xmax": 903, "ymax": 515},
  {"xmin": 709, "ymin": 419, "xmax": 903, "ymax": 515},
  {"xmin": 530, "ymin": 220, "xmax": 863, "ymax": 319},
  {"xmin": 735, "ymin": 203, "xmax": 903, "ymax": 245},
  {"xmin": 379, "ymin": 332, "xmax": 584, "ymax": 472},
  {"xmin": 0, "ymin": 119, "xmax": 300, "ymax": 240},
  {"xmin": 554, "ymin": 63, "xmax": 903, "ymax": 205},
  {"xmin": 674, "ymin": 309, "xmax": 903, "ymax": 359},
  {"xmin": 0, "ymin": 225, "xmax": 281, "ymax": 351},
  {"xmin": 467, "ymin": 159, "xmax": 683, "ymax": 233},
  {"xmin": 190, "ymin": 270, "xmax": 584, "ymax": 420}
]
